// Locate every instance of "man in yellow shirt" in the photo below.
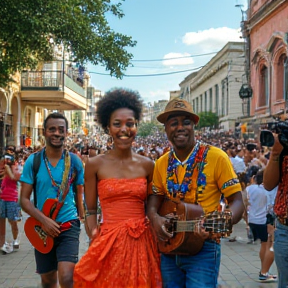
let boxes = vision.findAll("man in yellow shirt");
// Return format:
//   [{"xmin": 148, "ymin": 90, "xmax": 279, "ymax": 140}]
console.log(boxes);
[{"xmin": 147, "ymin": 98, "xmax": 244, "ymax": 288}]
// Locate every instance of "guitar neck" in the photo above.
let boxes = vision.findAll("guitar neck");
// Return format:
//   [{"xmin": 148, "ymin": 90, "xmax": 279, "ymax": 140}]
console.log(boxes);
[
  {"xmin": 174, "ymin": 217, "xmax": 230, "ymax": 234},
  {"xmin": 174, "ymin": 220, "xmax": 201, "ymax": 232}
]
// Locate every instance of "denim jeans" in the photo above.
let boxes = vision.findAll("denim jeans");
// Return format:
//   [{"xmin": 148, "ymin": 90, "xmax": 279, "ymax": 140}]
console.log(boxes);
[
  {"xmin": 274, "ymin": 219, "xmax": 288, "ymax": 288},
  {"xmin": 161, "ymin": 240, "xmax": 221, "ymax": 288}
]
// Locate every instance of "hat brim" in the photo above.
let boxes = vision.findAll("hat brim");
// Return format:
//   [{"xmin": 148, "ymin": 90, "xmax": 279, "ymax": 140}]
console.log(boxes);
[{"xmin": 157, "ymin": 111, "xmax": 199, "ymax": 125}]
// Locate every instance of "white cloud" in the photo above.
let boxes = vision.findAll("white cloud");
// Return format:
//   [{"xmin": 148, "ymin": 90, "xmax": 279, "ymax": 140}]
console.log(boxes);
[
  {"xmin": 182, "ymin": 27, "xmax": 242, "ymax": 52},
  {"xmin": 162, "ymin": 52, "xmax": 194, "ymax": 66}
]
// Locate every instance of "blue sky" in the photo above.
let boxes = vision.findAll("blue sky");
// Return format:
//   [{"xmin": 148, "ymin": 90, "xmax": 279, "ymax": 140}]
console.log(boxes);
[{"xmin": 88, "ymin": 0, "xmax": 247, "ymax": 104}]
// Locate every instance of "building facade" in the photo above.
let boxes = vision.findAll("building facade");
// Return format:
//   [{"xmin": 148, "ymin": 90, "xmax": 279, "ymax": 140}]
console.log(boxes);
[
  {"xmin": 0, "ymin": 45, "xmax": 90, "ymax": 152},
  {"xmin": 247, "ymin": 0, "xmax": 288, "ymax": 127},
  {"xmin": 179, "ymin": 42, "xmax": 245, "ymax": 131}
]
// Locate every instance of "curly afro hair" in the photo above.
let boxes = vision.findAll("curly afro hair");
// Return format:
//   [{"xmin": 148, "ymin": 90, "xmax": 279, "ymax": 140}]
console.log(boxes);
[{"xmin": 96, "ymin": 88, "xmax": 143, "ymax": 132}]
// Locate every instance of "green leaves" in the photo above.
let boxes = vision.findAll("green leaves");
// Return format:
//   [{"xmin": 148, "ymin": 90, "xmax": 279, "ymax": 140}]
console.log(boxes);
[
  {"xmin": 0, "ymin": 0, "xmax": 136, "ymax": 87},
  {"xmin": 138, "ymin": 122, "xmax": 157, "ymax": 137},
  {"xmin": 197, "ymin": 111, "xmax": 219, "ymax": 129}
]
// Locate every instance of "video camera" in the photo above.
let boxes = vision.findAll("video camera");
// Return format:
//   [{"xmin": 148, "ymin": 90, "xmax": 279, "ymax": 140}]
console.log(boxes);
[{"xmin": 260, "ymin": 121, "xmax": 288, "ymax": 147}]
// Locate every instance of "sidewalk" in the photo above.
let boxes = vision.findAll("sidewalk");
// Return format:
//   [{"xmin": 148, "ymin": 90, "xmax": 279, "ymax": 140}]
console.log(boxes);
[
  {"xmin": 0, "ymin": 213, "xmax": 90, "ymax": 288},
  {"xmin": 218, "ymin": 219, "xmax": 277, "ymax": 288},
  {"xmin": 0, "ymin": 215, "xmax": 278, "ymax": 288}
]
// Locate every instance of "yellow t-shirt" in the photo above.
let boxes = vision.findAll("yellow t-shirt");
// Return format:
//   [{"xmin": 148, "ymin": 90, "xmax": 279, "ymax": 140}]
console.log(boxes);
[{"xmin": 152, "ymin": 142, "xmax": 241, "ymax": 214}]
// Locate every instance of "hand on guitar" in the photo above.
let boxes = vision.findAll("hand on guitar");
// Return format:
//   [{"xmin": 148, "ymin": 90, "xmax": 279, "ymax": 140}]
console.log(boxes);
[
  {"xmin": 150, "ymin": 213, "xmax": 173, "ymax": 242},
  {"xmin": 42, "ymin": 216, "xmax": 61, "ymax": 238},
  {"xmin": 161, "ymin": 213, "xmax": 210, "ymax": 242}
]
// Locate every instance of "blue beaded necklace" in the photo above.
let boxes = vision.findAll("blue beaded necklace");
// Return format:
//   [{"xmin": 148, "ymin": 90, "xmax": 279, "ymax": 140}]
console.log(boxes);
[{"xmin": 167, "ymin": 142, "xmax": 200, "ymax": 199}]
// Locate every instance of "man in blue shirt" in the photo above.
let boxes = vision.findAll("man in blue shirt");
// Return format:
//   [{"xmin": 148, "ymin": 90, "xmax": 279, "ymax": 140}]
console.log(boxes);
[{"xmin": 20, "ymin": 112, "xmax": 84, "ymax": 288}]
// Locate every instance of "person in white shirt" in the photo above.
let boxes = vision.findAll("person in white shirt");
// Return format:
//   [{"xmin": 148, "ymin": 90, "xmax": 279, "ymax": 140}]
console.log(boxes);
[
  {"xmin": 247, "ymin": 169, "xmax": 277, "ymax": 283},
  {"xmin": 225, "ymin": 143, "xmax": 246, "ymax": 174}
]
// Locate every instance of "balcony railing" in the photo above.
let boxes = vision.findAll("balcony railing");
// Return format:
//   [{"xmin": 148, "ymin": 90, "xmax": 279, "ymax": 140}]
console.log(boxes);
[
  {"xmin": 64, "ymin": 74, "xmax": 85, "ymax": 97},
  {"xmin": 21, "ymin": 71, "xmax": 85, "ymax": 97},
  {"xmin": 21, "ymin": 71, "xmax": 63, "ymax": 90}
]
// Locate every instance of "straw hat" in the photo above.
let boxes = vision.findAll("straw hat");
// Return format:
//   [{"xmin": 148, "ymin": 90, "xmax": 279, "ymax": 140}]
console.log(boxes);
[{"xmin": 157, "ymin": 98, "xmax": 199, "ymax": 125}]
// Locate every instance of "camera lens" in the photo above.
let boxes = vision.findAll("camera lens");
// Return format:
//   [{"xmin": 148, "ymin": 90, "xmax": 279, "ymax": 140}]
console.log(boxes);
[{"xmin": 260, "ymin": 130, "xmax": 274, "ymax": 147}]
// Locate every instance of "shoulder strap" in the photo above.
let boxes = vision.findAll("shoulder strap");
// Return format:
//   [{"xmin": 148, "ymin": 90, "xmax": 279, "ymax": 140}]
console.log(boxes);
[{"xmin": 32, "ymin": 149, "xmax": 43, "ymax": 206}]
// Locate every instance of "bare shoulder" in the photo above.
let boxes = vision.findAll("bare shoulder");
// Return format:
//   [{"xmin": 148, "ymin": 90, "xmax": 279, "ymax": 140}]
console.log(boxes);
[
  {"xmin": 88, "ymin": 153, "xmax": 106, "ymax": 163},
  {"xmin": 134, "ymin": 153, "xmax": 154, "ymax": 172},
  {"xmin": 85, "ymin": 154, "xmax": 106, "ymax": 172}
]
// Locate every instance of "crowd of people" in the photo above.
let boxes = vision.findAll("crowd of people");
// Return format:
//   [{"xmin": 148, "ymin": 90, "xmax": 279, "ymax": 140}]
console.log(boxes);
[{"xmin": 0, "ymin": 89, "xmax": 287, "ymax": 287}]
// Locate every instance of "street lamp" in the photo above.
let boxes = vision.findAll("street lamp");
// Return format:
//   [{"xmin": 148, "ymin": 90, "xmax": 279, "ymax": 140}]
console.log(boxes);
[
  {"xmin": 235, "ymin": 0, "xmax": 251, "ymax": 118},
  {"xmin": 235, "ymin": 0, "xmax": 247, "ymax": 21},
  {"xmin": 235, "ymin": 4, "xmax": 245, "ymax": 21}
]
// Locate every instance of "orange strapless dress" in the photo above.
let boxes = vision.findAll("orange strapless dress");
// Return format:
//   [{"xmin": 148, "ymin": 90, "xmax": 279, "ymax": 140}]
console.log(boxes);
[{"xmin": 73, "ymin": 178, "xmax": 162, "ymax": 288}]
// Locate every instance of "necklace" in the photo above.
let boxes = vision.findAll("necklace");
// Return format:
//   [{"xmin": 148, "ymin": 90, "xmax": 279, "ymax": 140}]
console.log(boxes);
[
  {"xmin": 167, "ymin": 142, "xmax": 200, "ymax": 199},
  {"xmin": 166, "ymin": 141, "xmax": 209, "ymax": 201},
  {"xmin": 44, "ymin": 149, "xmax": 73, "ymax": 200}
]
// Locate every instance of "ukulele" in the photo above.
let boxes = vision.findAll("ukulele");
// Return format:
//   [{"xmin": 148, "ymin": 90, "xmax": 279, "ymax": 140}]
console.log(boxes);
[
  {"xmin": 158, "ymin": 197, "xmax": 232, "ymax": 255},
  {"xmin": 24, "ymin": 199, "xmax": 63, "ymax": 254}
]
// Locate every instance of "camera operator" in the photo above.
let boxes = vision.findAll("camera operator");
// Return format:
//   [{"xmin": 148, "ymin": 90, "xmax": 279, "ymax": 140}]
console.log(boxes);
[{"xmin": 263, "ymin": 132, "xmax": 288, "ymax": 288}]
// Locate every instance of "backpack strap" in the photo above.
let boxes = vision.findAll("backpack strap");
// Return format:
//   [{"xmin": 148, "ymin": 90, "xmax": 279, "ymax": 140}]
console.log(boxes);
[
  {"xmin": 69, "ymin": 152, "xmax": 82, "ymax": 215},
  {"xmin": 32, "ymin": 149, "xmax": 43, "ymax": 207}
]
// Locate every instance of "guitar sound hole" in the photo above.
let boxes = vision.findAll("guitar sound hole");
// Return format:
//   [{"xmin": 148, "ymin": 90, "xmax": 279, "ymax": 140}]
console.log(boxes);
[{"xmin": 35, "ymin": 225, "xmax": 48, "ymax": 243}]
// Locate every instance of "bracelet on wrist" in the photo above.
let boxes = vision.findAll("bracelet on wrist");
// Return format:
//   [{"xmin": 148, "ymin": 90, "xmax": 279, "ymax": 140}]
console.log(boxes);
[{"xmin": 85, "ymin": 210, "xmax": 97, "ymax": 218}]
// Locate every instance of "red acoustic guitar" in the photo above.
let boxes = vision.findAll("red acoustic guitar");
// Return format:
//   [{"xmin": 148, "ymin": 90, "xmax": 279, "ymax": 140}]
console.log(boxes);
[{"xmin": 24, "ymin": 199, "xmax": 63, "ymax": 254}]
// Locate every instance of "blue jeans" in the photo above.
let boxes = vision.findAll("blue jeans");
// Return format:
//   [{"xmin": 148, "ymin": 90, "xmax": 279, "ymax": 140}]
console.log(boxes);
[
  {"xmin": 161, "ymin": 240, "xmax": 221, "ymax": 288},
  {"xmin": 274, "ymin": 219, "xmax": 288, "ymax": 288}
]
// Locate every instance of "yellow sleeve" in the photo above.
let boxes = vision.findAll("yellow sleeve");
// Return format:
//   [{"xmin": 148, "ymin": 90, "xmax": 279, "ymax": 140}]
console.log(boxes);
[
  {"xmin": 215, "ymin": 152, "xmax": 241, "ymax": 197},
  {"xmin": 151, "ymin": 157, "xmax": 166, "ymax": 196}
]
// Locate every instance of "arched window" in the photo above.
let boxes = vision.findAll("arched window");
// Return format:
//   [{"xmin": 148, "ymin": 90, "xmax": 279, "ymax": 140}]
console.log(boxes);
[
  {"xmin": 275, "ymin": 54, "xmax": 287, "ymax": 101},
  {"xmin": 284, "ymin": 56, "xmax": 288, "ymax": 100},
  {"xmin": 259, "ymin": 65, "xmax": 269, "ymax": 107}
]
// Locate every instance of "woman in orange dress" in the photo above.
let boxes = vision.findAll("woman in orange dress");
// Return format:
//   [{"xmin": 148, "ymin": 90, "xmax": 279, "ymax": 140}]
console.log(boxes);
[{"xmin": 73, "ymin": 88, "xmax": 162, "ymax": 288}]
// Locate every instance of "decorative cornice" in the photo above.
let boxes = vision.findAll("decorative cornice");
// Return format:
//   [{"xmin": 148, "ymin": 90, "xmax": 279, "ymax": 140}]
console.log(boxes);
[
  {"xmin": 248, "ymin": 0, "xmax": 287, "ymax": 31},
  {"xmin": 186, "ymin": 42, "xmax": 244, "ymax": 91},
  {"xmin": 190, "ymin": 62, "xmax": 229, "ymax": 90}
]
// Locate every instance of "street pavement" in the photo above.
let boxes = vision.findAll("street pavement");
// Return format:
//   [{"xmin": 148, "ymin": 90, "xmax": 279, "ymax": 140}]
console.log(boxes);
[{"xmin": 0, "ymin": 215, "xmax": 278, "ymax": 288}]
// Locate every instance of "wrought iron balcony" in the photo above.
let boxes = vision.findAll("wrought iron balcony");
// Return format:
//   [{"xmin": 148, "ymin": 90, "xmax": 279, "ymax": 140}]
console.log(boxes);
[{"xmin": 21, "ymin": 70, "xmax": 87, "ymax": 110}]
